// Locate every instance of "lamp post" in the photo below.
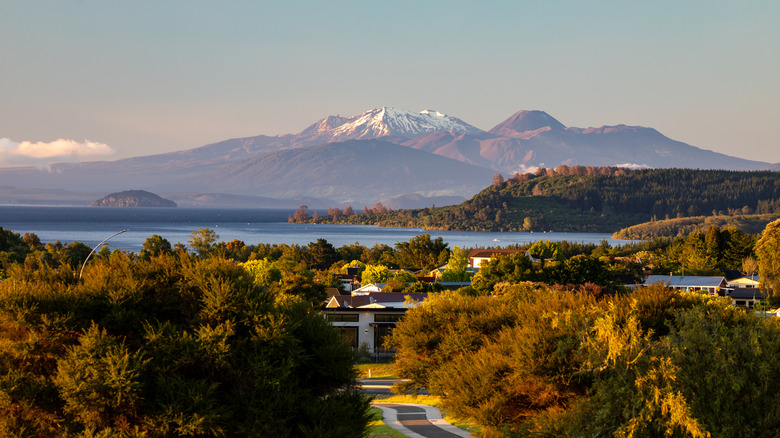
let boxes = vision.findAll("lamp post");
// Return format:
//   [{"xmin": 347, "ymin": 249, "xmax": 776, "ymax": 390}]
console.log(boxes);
[{"xmin": 79, "ymin": 229, "xmax": 130, "ymax": 280}]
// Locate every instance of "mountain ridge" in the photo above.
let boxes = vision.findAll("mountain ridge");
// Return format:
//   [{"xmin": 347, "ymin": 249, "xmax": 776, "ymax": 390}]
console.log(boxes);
[{"xmin": 0, "ymin": 106, "xmax": 775, "ymax": 207}]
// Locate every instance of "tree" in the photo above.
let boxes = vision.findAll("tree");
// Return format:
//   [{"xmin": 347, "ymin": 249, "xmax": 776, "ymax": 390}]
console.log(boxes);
[
  {"xmin": 527, "ymin": 240, "xmax": 563, "ymax": 261},
  {"xmin": 140, "ymin": 234, "xmax": 172, "ymax": 259},
  {"xmin": 742, "ymin": 256, "xmax": 758, "ymax": 277},
  {"xmin": 53, "ymin": 324, "xmax": 149, "ymax": 430},
  {"xmin": 441, "ymin": 246, "xmax": 471, "ymax": 282},
  {"xmin": 241, "ymin": 258, "xmax": 282, "ymax": 287},
  {"xmin": 362, "ymin": 264, "xmax": 391, "ymax": 285},
  {"xmin": 394, "ymin": 234, "xmax": 449, "ymax": 270},
  {"xmin": 556, "ymin": 254, "xmax": 612, "ymax": 287},
  {"xmin": 269, "ymin": 271, "xmax": 327, "ymax": 304},
  {"xmin": 755, "ymin": 218, "xmax": 780, "ymax": 304},
  {"xmin": 293, "ymin": 205, "xmax": 309, "ymax": 222},
  {"xmin": 188, "ymin": 228, "xmax": 219, "ymax": 256},
  {"xmin": 306, "ymin": 238, "xmax": 338, "ymax": 270},
  {"xmin": 470, "ymin": 251, "xmax": 534, "ymax": 292}
]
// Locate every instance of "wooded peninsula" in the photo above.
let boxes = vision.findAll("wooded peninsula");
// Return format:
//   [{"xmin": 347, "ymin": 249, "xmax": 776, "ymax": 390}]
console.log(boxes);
[{"xmin": 297, "ymin": 167, "xmax": 780, "ymax": 235}]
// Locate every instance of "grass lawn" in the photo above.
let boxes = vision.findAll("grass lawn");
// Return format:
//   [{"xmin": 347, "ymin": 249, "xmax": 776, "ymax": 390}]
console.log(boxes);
[{"xmin": 355, "ymin": 362, "xmax": 396, "ymax": 378}]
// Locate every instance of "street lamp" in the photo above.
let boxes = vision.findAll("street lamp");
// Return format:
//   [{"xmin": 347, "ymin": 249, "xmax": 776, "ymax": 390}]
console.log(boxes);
[{"xmin": 78, "ymin": 229, "xmax": 130, "ymax": 280}]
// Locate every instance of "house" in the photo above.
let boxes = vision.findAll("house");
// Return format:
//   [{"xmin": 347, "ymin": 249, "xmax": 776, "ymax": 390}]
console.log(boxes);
[
  {"xmin": 723, "ymin": 270, "xmax": 760, "ymax": 289},
  {"xmin": 643, "ymin": 275, "xmax": 728, "ymax": 295},
  {"xmin": 351, "ymin": 283, "xmax": 387, "ymax": 294},
  {"xmin": 323, "ymin": 292, "xmax": 428, "ymax": 359},
  {"xmin": 468, "ymin": 249, "xmax": 521, "ymax": 269},
  {"xmin": 430, "ymin": 264, "xmax": 477, "ymax": 279},
  {"xmin": 335, "ymin": 273, "xmax": 360, "ymax": 293},
  {"xmin": 730, "ymin": 288, "xmax": 767, "ymax": 308}
]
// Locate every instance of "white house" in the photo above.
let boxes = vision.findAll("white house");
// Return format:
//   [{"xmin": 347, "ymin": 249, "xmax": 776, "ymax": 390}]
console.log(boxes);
[
  {"xmin": 643, "ymin": 275, "xmax": 728, "ymax": 295},
  {"xmin": 467, "ymin": 249, "xmax": 521, "ymax": 269},
  {"xmin": 323, "ymin": 292, "xmax": 427, "ymax": 358}
]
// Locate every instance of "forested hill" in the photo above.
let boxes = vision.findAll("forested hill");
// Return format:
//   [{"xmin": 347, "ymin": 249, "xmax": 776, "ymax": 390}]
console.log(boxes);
[{"xmin": 309, "ymin": 168, "xmax": 780, "ymax": 232}]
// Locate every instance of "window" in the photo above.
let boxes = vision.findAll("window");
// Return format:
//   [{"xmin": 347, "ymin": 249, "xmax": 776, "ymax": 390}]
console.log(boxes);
[
  {"xmin": 374, "ymin": 314, "xmax": 403, "ymax": 323},
  {"xmin": 374, "ymin": 324, "xmax": 395, "ymax": 353},
  {"xmin": 335, "ymin": 326, "xmax": 359, "ymax": 349},
  {"xmin": 326, "ymin": 313, "xmax": 359, "ymax": 322}
]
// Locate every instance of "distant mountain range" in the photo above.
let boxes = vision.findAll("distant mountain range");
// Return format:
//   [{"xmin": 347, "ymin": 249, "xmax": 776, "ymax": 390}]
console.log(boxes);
[{"xmin": 0, "ymin": 107, "xmax": 775, "ymax": 207}]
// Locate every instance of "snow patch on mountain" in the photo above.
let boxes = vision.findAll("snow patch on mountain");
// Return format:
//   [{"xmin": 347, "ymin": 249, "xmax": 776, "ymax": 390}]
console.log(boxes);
[{"xmin": 298, "ymin": 107, "xmax": 485, "ymax": 143}]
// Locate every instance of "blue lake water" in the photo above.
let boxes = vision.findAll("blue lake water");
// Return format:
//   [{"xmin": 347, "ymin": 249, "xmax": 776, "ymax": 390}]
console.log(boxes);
[{"xmin": 0, "ymin": 206, "xmax": 627, "ymax": 252}]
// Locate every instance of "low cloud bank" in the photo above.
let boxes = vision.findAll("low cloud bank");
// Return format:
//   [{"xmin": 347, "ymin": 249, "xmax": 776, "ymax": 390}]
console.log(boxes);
[{"xmin": 0, "ymin": 137, "xmax": 115, "ymax": 167}]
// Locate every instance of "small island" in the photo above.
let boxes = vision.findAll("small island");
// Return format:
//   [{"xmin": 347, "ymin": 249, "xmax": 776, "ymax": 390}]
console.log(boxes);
[{"xmin": 90, "ymin": 190, "xmax": 177, "ymax": 207}]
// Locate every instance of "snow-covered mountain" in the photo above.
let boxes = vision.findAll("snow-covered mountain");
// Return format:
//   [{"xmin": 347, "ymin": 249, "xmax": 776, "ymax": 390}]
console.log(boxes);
[
  {"xmin": 0, "ymin": 106, "xmax": 775, "ymax": 207},
  {"xmin": 295, "ymin": 107, "xmax": 485, "ymax": 144}
]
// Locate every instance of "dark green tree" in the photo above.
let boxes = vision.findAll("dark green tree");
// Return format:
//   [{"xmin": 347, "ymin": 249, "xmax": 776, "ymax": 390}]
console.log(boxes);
[
  {"xmin": 306, "ymin": 238, "xmax": 338, "ymax": 270},
  {"xmin": 394, "ymin": 234, "xmax": 449, "ymax": 270},
  {"xmin": 140, "ymin": 234, "xmax": 173, "ymax": 259}
]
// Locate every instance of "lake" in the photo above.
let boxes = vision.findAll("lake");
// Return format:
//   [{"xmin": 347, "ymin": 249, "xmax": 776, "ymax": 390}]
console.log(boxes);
[{"xmin": 0, "ymin": 206, "xmax": 627, "ymax": 252}]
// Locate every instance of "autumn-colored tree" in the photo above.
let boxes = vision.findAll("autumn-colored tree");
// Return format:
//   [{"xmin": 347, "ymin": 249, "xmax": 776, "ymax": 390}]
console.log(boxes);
[
  {"xmin": 293, "ymin": 205, "xmax": 309, "ymax": 222},
  {"xmin": 756, "ymin": 218, "xmax": 780, "ymax": 304}
]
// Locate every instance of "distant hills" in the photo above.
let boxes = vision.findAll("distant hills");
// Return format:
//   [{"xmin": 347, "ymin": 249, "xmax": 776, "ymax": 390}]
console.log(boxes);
[{"xmin": 0, "ymin": 107, "xmax": 775, "ymax": 207}]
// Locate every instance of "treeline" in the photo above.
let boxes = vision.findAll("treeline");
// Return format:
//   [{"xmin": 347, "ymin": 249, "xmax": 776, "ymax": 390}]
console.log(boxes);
[
  {"xmin": 389, "ymin": 283, "xmax": 780, "ymax": 437},
  {"xmin": 0, "ymin": 223, "xmax": 761, "ymax": 297},
  {"xmin": 302, "ymin": 168, "xmax": 780, "ymax": 233}
]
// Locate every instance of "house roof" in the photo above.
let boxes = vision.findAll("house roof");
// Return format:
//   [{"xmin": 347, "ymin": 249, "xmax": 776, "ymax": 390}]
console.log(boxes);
[
  {"xmin": 468, "ymin": 249, "xmax": 520, "ymax": 259},
  {"xmin": 728, "ymin": 277, "xmax": 760, "ymax": 285},
  {"xmin": 644, "ymin": 275, "xmax": 726, "ymax": 288},
  {"xmin": 730, "ymin": 288, "xmax": 767, "ymax": 300},
  {"xmin": 722, "ymin": 270, "xmax": 746, "ymax": 281},
  {"xmin": 352, "ymin": 283, "xmax": 387, "ymax": 293},
  {"xmin": 326, "ymin": 292, "xmax": 428, "ymax": 309}
]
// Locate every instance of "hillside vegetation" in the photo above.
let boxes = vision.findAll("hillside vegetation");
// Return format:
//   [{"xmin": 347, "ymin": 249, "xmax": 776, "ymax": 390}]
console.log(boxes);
[
  {"xmin": 613, "ymin": 213, "xmax": 780, "ymax": 239},
  {"xmin": 307, "ymin": 167, "xmax": 780, "ymax": 233}
]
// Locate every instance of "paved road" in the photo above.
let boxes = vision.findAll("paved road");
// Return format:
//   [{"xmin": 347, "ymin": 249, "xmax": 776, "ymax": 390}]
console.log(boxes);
[
  {"xmin": 358, "ymin": 378, "xmax": 429, "ymax": 396},
  {"xmin": 358, "ymin": 378, "xmax": 396, "ymax": 395},
  {"xmin": 372, "ymin": 403, "xmax": 472, "ymax": 438}
]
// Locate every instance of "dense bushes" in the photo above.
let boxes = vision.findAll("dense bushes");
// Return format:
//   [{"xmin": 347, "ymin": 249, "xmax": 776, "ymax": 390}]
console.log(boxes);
[
  {"xmin": 389, "ymin": 284, "xmax": 780, "ymax": 437},
  {"xmin": 0, "ymin": 252, "xmax": 369, "ymax": 437}
]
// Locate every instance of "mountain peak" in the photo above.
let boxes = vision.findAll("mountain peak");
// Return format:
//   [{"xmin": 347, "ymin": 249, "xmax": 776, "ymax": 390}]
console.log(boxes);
[
  {"xmin": 489, "ymin": 110, "xmax": 566, "ymax": 137},
  {"xmin": 297, "ymin": 107, "xmax": 484, "ymax": 144}
]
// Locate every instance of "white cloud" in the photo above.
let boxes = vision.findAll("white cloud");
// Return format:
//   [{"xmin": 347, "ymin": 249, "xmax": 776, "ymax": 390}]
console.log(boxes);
[{"xmin": 0, "ymin": 137, "xmax": 115, "ymax": 167}]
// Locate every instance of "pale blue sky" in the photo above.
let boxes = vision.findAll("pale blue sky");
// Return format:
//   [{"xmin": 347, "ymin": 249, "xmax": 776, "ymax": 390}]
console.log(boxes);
[{"xmin": 2, "ymin": 1, "xmax": 779, "ymax": 166}]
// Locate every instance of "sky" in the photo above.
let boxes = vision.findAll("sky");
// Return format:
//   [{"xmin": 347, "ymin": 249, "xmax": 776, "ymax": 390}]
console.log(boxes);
[{"xmin": 2, "ymin": 0, "xmax": 779, "ymax": 167}]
